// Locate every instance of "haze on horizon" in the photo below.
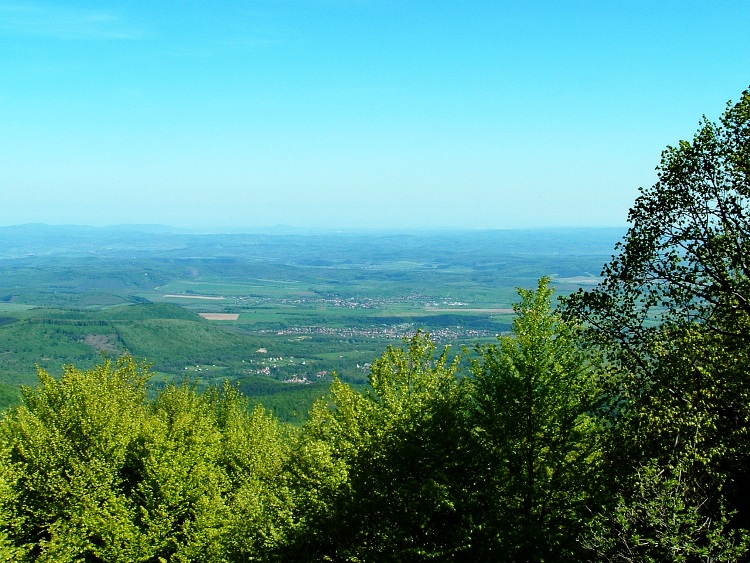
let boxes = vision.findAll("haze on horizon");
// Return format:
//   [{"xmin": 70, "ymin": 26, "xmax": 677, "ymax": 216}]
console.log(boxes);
[{"xmin": 1, "ymin": 1, "xmax": 749, "ymax": 231}]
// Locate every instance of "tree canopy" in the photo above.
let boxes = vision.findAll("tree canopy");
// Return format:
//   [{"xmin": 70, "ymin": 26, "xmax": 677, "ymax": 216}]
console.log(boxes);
[
  {"xmin": 0, "ymin": 357, "xmax": 291, "ymax": 561},
  {"xmin": 566, "ymin": 87, "xmax": 750, "ymax": 561},
  {"xmin": 568, "ymin": 88, "xmax": 750, "ymax": 348},
  {"xmin": 470, "ymin": 277, "xmax": 605, "ymax": 561}
]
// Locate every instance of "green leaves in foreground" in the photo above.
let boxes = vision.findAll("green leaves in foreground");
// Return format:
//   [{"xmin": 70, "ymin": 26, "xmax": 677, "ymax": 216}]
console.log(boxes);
[
  {"xmin": 470, "ymin": 277, "xmax": 606, "ymax": 561},
  {"xmin": 0, "ymin": 357, "xmax": 290, "ymax": 562},
  {"xmin": 284, "ymin": 279, "xmax": 609, "ymax": 562},
  {"xmin": 565, "ymin": 88, "xmax": 750, "ymax": 561},
  {"xmin": 289, "ymin": 332, "xmax": 476, "ymax": 562}
]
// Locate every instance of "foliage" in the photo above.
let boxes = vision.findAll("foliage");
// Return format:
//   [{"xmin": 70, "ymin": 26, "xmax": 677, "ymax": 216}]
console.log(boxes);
[
  {"xmin": 470, "ymin": 277, "xmax": 605, "ymax": 561},
  {"xmin": 0, "ymin": 357, "xmax": 292, "ymax": 561},
  {"xmin": 584, "ymin": 458, "xmax": 750, "ymax": 563},
  {"xmin": 578, "ymin": 322, "xmax": 750, "ymax": 561},
  {"xmin": 567, "ymin": 88, "xmax": 750, "ymax": 350},
  {"xmin": 567, "ymin": 88, "xmax": 750, "ymax": 560},
  {"xmin": 284, "ymin": 332, "xmax": 477, "ymax": 562}
]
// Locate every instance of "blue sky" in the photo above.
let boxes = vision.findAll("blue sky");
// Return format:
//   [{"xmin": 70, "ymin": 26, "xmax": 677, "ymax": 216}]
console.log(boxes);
[{"xmin": 1, "ymin": 1, "xmax": 749, "ymax": 231}]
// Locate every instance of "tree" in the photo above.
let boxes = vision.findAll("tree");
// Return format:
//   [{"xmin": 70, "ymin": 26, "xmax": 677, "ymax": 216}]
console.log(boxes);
[
  {"xmin": 575, "ymin": 321, "xmax": 750, "ymax": 562},
  {"xmin": 204, "ymin": 382, "xmax": 295, "ymax": 561},
  {"xmin": 284, "ymin": 332, "xmax": 477, "ymax": 562},
  {"xmin": 566, "ymin": 88, "xmax": 750, "ymax": 560},
  {"xmin": 584, "ymin": 457, "xmax": 750, "ymax": 563},
  {"xmin": 567, "ymin": 88, "xmax": 750, "ymax": 349},
  {"xmin": 0, "ymin": 356, "xmax": 151, "ymax": 561},
  {"xmin": 0, "ymin": 357, "xmax": 294, "ymax": 561},
  {"xmin": 469, "ymin": 277, "xmax": 605, "ymax": 561}
]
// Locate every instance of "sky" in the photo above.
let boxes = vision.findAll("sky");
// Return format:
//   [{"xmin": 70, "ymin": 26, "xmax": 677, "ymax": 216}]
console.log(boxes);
[{"xmin": 1, "ymin": 1, "xmax": 749, "ymax": 231}]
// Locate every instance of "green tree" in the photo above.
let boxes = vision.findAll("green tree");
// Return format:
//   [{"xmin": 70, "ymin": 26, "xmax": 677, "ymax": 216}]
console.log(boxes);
[
  {"xmin": 566, "ymin": 88, "xmax": 750, "ymax": 560},
  {"xmin": 121, "ymin": 381, "xmax": 231, "ymax": 561},
  {"xmin": 0, "ymin": 356, "xmax": 150, "ymax": 561},
  {"xmin": 584, "ymin": 458, "xmax": 750, "ymax": 563},
  {"xmin": 0, "ymin": 357, "xmax": 294, "ymax": 561},
  {"xmin": 577, "ymin": 323, "xmax": 750, "ymax": 562},
  {"xmin": 568, "ymin": 88, "xmax": 750, "ymax": 349},
  {"xmin": 205, "ymin": 382, "xmax": 295, "ymax": 561},
  {"xmin": 0, "ymin": 445, "xmax": 27, "ymax": 561},
  {"xmin": 469, "ymin": 277, "xmax": 605, "ymax": 561},
  {"xmin": 284, "ymin": 332, "xmax": 477, "ymax": 562}
]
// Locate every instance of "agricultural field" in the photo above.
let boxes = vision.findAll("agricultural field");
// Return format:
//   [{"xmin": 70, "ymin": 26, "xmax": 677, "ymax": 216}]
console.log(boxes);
[{"xmin": 0, "ymin": 224, "xmax": 624, "ymax": 421}]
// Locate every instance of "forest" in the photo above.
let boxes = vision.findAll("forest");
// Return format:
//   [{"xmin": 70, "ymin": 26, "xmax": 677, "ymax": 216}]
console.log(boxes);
[{"xmin": 0, "ymin": 88, "xmax": 748, "ymax": 561}]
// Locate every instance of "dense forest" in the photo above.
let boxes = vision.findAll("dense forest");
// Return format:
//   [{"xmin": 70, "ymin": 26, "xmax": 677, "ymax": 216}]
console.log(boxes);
[{"xmin": 0, "ymin": 89, "xmax": 748, "ymax": 561}]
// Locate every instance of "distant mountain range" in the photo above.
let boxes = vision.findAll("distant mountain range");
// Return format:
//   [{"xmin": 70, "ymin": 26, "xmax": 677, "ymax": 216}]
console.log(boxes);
[{"xmin": 0, "ymin": 223, "xmax": 626, "ymax": 261}]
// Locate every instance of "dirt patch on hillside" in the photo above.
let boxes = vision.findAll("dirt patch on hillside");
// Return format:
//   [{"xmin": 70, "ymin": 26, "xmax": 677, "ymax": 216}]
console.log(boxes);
[{"xmin": 83, "ymin": 334, "xmax": 122, "ymax": 353}]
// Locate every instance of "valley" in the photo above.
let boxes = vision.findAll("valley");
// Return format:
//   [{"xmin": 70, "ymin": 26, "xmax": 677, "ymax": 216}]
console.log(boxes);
[{"xmin": 0, "ymin": 224, "xmax": 623, "ymax": 421}]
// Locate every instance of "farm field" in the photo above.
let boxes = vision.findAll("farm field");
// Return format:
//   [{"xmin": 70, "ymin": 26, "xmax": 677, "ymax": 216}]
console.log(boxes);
[{"xmin": 0, "ymin": 224, "xmax": 623, "ymax": 421}]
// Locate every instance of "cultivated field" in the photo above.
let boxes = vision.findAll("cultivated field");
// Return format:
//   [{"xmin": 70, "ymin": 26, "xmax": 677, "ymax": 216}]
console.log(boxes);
[{"xmin": 199, "ymin": 313, "xmax": 240, "ymax": 320}]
